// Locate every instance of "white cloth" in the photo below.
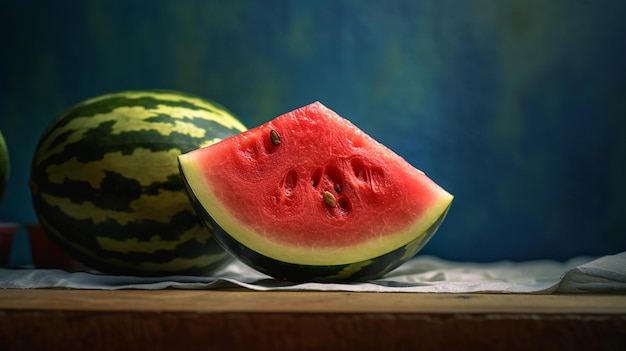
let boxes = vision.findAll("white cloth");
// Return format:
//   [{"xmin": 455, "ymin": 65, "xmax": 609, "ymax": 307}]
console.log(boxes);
[{"xmin": 1, "ymin": 252, "xmax": 625, "ymax": 293}]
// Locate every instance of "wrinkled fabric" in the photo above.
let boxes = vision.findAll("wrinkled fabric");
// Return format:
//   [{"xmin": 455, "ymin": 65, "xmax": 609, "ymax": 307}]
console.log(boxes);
[{"xmin": 1, "ymin": 252, "xmax": 624, "ymax": 293}]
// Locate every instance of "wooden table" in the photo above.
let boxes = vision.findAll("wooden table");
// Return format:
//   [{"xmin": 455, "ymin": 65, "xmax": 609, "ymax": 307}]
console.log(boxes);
[{"xmin": 1, "ymin": 289, "xmax": 625, "ymax": 350}]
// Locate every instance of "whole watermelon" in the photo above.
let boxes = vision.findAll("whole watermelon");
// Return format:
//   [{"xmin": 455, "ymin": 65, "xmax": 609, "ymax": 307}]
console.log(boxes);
[
  {"xmin": 30, "ymin": 90, "xmax": 247, "ymax": 276},
  {"xmin": 0, "ymin": 130, "xmax": 8, "ymax": 203}
]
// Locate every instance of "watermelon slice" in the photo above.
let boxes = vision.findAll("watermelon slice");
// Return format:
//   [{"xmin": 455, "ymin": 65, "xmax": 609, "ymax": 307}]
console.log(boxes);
[{"xmin": 179, "ymin": 102, "xmax": 453, "ymax": 281}]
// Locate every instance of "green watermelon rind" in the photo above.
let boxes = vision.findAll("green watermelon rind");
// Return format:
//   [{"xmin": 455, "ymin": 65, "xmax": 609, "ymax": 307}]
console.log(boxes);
[
  {"xmin": 177, "ymin": 101, "xmax": 454, "ymax": 267},
  {"xmin": 183, "ymin": 169, "xmax": 451, "ymax": 281},
  {"xmin": 30, "ymin": 90, "xmax": 246, "ymax": 276}
]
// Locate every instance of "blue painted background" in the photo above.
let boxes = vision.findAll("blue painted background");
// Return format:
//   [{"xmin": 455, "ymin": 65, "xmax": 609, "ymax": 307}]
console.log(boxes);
[{"xmin": 1, "ymin": 0, "xmax": 625, "ymax": 265}]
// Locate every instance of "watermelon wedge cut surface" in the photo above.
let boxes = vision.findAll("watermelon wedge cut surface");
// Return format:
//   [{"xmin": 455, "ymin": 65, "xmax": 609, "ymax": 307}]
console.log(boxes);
[{"xmin": 179, "ymin": 102, "xmax": 453, "ymax": 281}]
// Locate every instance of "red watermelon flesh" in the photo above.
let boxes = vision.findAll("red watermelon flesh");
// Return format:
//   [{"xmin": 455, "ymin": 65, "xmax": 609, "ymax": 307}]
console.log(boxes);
[{"xmin": 179, "ymin": 102, "xmax": 453, "ymax": 266}]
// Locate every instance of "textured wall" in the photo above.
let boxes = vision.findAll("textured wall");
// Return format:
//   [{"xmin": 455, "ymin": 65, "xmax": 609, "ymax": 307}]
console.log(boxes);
[{"xmin": 1, "ymin": 0, "xmax": 625, "ymax": 264}]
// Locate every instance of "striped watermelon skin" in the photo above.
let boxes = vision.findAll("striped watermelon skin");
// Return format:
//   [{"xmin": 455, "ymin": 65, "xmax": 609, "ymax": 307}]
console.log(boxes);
[
  {"xmin": 30, "ymin": 90, "xmax": 246, "ymax": 276},
  {"xmin": 186, "ymin": 179, "xmax": 450, "ymax": 281}
]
